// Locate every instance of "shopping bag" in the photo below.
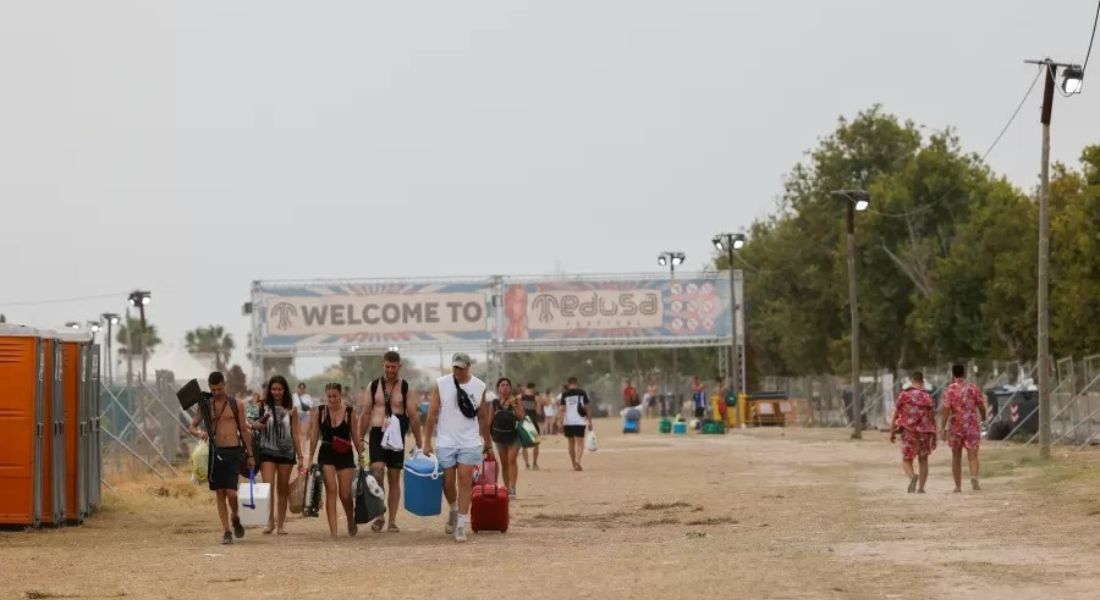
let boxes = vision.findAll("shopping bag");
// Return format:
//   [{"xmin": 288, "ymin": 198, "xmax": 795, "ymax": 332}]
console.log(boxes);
[
  {"xmin": 518, "ymin": 416, "xmax": 540, "ymax": 448},
  {"xmin": 585, "ymin": 429, "xmax": 598, "ymax": 452},
  {"xmin": 381, "ymin": 416, "xmax": 404, "ymax": 451},
  {"xmin": 288, "ymin": 473, "xmax": 306, "ymax": 514}
]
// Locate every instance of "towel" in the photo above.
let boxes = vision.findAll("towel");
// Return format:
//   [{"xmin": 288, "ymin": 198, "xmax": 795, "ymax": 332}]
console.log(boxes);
[{"xmin": 381, "ymin": 416, "xmax": 404, "ymax": 452}]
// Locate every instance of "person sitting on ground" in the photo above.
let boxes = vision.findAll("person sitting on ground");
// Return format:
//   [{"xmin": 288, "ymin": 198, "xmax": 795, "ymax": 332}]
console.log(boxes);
[
  {"xmin": 188, "ymin": 371, "xmax": 255, "ymax": 545},
  {"xmin": 890, "ymin": 371, "xmax": 938, "ymax": 493}
]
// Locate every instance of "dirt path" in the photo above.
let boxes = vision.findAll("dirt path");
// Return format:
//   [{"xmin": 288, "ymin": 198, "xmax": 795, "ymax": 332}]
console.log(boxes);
[{"xmin": 4, "ymin": 421, "xmax": 1100, "ymax": 600}]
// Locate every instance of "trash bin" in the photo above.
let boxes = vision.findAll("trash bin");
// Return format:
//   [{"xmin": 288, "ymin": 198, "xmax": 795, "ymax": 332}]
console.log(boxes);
[{"xmin": 985, "ymin": 385, "xmax": 1039, "ymax": 440}]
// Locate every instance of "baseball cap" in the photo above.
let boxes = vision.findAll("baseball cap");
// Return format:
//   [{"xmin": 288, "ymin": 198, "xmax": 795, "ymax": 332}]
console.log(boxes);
[{"xmin": 452, "ymin": 352, "xmax": 472, "ymax": 369}]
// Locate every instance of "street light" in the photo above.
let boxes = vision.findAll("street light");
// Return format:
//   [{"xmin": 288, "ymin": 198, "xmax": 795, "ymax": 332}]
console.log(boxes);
[
  {"xmin": 1024, "ymin": 57, "xmax": 1086, "ymax": 459},
  {"xmin": 127, "ymin": 290, "xmax": 152, "ymax": 383},
  {"xmin": 832, "ymin": 189, "xmax": 870, "ymax": 440},
  {"xmin": 65, "ymin": 322, "xmax": 81, "ymax": 329},
  {"xmin": 713, "ymin": 233, "xmax": 747, "ymax": 397},
  {"xmin": 657, "ymin": 251, "xmax": 686, "ymax": 278},
  {"xmin": 101, "ymin": 312, "xmax": 120, "ymax": 386}
]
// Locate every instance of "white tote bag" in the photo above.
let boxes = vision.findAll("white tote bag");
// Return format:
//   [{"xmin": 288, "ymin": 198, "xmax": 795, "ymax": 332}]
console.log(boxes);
[{"xmin": 381, "ymin": 416, "xmax": 404, "ymax": 451}]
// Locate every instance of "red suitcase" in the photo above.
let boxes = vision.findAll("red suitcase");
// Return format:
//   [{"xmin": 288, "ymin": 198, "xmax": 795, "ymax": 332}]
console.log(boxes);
[{"xmin": 471, "ymin": 483, "xmax": 509, "ymax": 533}]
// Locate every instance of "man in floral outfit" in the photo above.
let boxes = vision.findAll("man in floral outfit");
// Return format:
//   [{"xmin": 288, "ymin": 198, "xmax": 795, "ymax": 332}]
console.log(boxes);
[
  {"xmin": 889, "ymin": 371, "xmax": 937, "ymax": 493},
  {"xmin": 940, "ymin": 364, "xmax": 987, "ymax": 492}
]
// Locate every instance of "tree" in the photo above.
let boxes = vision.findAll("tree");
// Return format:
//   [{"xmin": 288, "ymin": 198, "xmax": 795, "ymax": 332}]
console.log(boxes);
[
  {"xmin": 116, "ymin": 317, "xmax": 161, "ymax": 378},
  {"xmin": 1050, "ymin": 145, "xmax": 1100, "ymax": 359},
  {"xmin": 226, "ymin": 364, "xmax": 248, "ymax": 397},
  {"xmin": 0, "ymin": 314, "xmax": 6, "ymax": 323},
  {"xmin": 184, "ymin": 325, "xmax": 235, "ymax": 371}
]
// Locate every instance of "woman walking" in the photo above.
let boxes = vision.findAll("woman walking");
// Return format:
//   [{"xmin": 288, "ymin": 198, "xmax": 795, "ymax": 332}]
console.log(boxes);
[
  {"xmin": 541, "ymin": 388, "xmax": 558, "ymax": 436},
  {"xmin": 254, "ymin": 375, "xmax": 305, "ymax": 535},
  {"xmin": 310, "ymin": 383, "xmax": 359, "ymax": 538},
  {"xmin": 490, "ymin": 378, "xmax": 525, "ymax": 498}
]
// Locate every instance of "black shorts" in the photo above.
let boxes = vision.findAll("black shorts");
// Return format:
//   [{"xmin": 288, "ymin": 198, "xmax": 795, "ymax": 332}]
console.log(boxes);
[
  {"xmin": 564, "ymin": 425, "xmax": 587, "ymax": 439},
  {"xmin": 368, "ymin": 418, "xmax": 409, "ymax": 469},
  {"xmin": 694, "ymin": 406, "xmax": 705, "ymax": 419},
  {"xmin": 209, "ymin": 446, "xmax": 243, "ymax": 491},
  {"xmin": 259, "ymin": 453, "xmax": 297, "ymax": 466},
  {"xmin": 318, "ymin": 443, "xmax": 356, "ymax": 470}
]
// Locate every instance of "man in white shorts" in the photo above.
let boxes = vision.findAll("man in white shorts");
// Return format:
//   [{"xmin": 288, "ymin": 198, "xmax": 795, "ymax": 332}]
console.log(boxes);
[{"xmin": 423, "ymin": 352, "xmax": 492, "ymax": 543}]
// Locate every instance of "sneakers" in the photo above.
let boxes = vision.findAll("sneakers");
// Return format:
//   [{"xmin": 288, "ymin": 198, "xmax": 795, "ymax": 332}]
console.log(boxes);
[
  {"xmin": 231, "ymin": 516, "xmax": 245, "ymax": 539},
  {"xmin": 445, "ymin": 509, "xmax": 458, "ymax": 535},
  {"xmin": 454, "ymin": 524, "xmax": 468, "ymax": 543},
  {"xmin": 220, "ymin": 531, "xmax": 233, "ymax": 545}
]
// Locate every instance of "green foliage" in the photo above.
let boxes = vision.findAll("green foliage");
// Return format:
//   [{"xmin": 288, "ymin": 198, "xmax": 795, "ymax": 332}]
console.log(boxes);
[
  {"xmin": 725, "ymin": 104, "xmax": 1100, "ymax": 379},
  {"xmin": 116, "ymin": 317, "xmax": 161, "ymax": 360},
  {"xmin": 184, "ymin": 325, "xmax": 235, "ymax": 371}
]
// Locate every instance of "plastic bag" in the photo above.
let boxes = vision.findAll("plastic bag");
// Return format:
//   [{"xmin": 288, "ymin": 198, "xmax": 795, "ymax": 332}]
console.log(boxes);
[
  {"xmin": 518, "ymin": 416, "xmax": 540, "ymax": 448},
  {"xmin": 585, "ymin": 429, "xmax": 598, "ymax": 453},
  {"xmin": 191, "ymin": 442, "xmax": 209, "ymax": 484}
]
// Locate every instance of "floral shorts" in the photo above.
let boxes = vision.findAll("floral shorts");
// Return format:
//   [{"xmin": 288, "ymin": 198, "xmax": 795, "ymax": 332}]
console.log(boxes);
[
  {"xmin": 948, "ymin": 428, "xmax": 981, "ymax": 451},
  {"xmin": 901, "ymin": 429, "xmax": 934, "ymax": 461}
]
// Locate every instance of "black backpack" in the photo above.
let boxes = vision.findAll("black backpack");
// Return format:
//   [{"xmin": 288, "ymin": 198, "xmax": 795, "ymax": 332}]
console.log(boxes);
[
  {"xmin": 370, "ymin": 377, "xmax": 410, "ymax": 417},
  {"xmin": 490, "ymin": 401, "xmax": 518, "ymax": 445}
]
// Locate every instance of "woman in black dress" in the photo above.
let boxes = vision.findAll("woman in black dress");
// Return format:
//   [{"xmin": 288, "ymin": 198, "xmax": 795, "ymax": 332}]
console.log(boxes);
[
  {"xmin": 310, "ymin": 383, "xmax": 359, "ymax": 538},
  {"xmin": 253, "ymin": 375, "xmax": 304, "ymax": 535}
]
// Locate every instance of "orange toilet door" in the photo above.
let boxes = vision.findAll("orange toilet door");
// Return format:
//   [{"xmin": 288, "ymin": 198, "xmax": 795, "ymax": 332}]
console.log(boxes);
[{"xmin": 0, "ymin": 335, "xmax": 38, "ymax": 526}]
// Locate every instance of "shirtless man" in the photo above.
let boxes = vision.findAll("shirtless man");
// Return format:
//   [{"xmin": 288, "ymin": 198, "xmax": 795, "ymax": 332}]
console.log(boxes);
[
  {"xmin": 357, "ymin": 350, "xmax": 423, "ymax": 533},
  {"xmin": 189, "ymin": 371, "xmax": 255, "ymax": 544}
]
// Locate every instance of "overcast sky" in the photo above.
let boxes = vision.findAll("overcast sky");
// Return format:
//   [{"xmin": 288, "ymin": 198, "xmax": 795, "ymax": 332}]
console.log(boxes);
[{"xmin": 2, "ymin": 1, "xmax": 1098, "ymax": 378}]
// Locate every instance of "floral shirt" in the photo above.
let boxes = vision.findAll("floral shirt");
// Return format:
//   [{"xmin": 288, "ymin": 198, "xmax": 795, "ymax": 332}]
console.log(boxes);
[
  {"xmin": 894, "ymin": 387, "xmax": 937, "ymax": 433},
  {"xmin": 943, "ymin": 378, "xmax": 984, "ymax": 438}
]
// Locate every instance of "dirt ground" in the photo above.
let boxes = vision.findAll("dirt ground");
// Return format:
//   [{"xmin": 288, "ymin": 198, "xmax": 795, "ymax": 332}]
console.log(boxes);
[{"xmin": 4, "ymin": 419, "xmax": 1100, "ymax": 600}]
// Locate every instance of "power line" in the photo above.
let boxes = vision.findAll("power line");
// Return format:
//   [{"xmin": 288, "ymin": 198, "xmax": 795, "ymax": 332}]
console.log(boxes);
[
  {"xmin": 980, "ymin": 64, "xmax": 1044, "ymax": 162},
  {"xmin": 1084, "ymin": 0, "xmax": 1099, "ymax": 74},
  {"xmin": 0, "ymin": 292, "xmax": 127, "ymax": 307}
]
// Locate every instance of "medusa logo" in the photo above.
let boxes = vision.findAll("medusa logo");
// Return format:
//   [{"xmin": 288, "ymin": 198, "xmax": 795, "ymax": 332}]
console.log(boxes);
[
  {"xmin": 531, "ymin": 294, "xmax": 559, "ymax": 323},
  {"xmin": 270, "ymin": 302, "xmax": 298, "ymax": 331}
]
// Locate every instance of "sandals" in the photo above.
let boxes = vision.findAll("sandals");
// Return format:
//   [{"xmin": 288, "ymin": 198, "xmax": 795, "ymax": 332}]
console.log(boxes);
[
  {"xmin": 348, "ymin": 521, "xmax": 358, "ymax": 537},
  {"xmin": 277, "ymin": 528, "xmax": 289, "ymax": 536},
  {"xmin": 906, "ymin": 475, "xmax": 919, "ymax": 494},
  {"xmin": 262, "ymin": 523, "xmax": 275, "ymax": 535},
  {"xmin": 387, "ymin": 522, "xmax": 400, "ymax": 533},
  {"xmin": 371, "ymin": 519, "xmax": 385, "ymax": 533}
]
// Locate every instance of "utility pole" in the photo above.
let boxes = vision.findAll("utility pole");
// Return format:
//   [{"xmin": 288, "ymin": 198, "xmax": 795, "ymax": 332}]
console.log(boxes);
[
  {"xmin": 1037, "ymin": 61, "xmax": 1055, "ymax": 460},
  {"xmin": 832, "ymin": 190, "xmax": 870, "ymax": 440}
]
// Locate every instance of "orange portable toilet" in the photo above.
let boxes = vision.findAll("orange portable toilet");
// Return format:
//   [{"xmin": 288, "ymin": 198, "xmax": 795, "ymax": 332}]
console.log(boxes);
[
  {"xmin": 0, "ymin": 325, "xmax": 46, "ymax": 527},
  {"xmin": 57, "ymin": 329, "xmax": 92, "ymax": 524}
]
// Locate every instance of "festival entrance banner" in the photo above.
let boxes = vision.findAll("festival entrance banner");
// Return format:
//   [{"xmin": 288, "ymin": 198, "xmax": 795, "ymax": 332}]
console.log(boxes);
[
  {"xmin": 258, "ymin": 280, "xmax": 493, "ymax": 351},
  {"xmin": 502, "ymin": 275, "xmax": 732, "ymax": 342}
]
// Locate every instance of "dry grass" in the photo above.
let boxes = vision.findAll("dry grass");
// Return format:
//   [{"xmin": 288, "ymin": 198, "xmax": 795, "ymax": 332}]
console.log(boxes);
[{"xmin": 6, "ymin": 423, "xmax": 1100, "ymax": 599}]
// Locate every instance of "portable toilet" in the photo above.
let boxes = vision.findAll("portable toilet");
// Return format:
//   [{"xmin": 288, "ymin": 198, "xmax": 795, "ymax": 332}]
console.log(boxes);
[
  {"xmin": 56, "ymin": 329, "xmax": 93, "ymax": 524},
  {"xmin": 42, "ymin": 332, "xmax": 65, "ymax": 526},
  {"xmin": 0, "ymin": 325, "xmax": 46, "ymax": 527},
  {"xmin": 86, "ymin": 348, "xmax": 102, "ymax": 513}
]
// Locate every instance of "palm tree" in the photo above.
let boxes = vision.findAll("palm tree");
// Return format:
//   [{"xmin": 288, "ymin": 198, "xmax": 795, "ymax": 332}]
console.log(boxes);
[
  {"xmin": 116, "ymin": 317, "xmax": 161, "ymax": 381},
  {"xmin": 184, "ymin": 325, "xmax": 235, "ymax": 371}
]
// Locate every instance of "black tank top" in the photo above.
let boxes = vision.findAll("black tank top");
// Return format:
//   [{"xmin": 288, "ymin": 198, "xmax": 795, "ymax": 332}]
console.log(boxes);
[
  {"xmin": 320, "ymin": 405, "xmax": 351, "ymax": 442},
  {"xmin": 520, "ymin": 393, "xmax": 538, "ymax": 414}
]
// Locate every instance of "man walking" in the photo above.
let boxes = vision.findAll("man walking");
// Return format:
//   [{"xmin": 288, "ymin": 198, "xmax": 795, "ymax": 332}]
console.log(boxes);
[
  {"xmin": 293, "ymin": 382, "xmax": 314, "ymax": 452},
  {"xmin": 889, "ymin": 372, "xmax": 937, "ymax": 493},
  {"xmin": 691, "ymin": 376, "xmax": 707, "ymax": 420},
  {"xmin": 556, "ymin": 377, "xmax": 592, "ymax": 471},
  {"xmin": 189, "ymin": 371, "xmax": 255, "ymax": 544},
  {"xmin": 423, "ymin": 352, "xmax": 491, "ymax": 543},
  {"xmin": 358, "ymin": 350, "xmax": 423, "ymax": 532},
  {"xmin": 940, "ymin": 364, "xmax": 987, "ymax": 492}
]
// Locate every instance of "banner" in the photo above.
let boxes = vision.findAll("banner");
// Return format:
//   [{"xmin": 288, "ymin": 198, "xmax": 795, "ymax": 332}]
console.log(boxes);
[
  {"xmin": 259, "ymin": 281, "xmax": 492, "ymax": 349},
  {"xmin": 503, "ymin": 276, "xmax": 732, "ymax": 342}
]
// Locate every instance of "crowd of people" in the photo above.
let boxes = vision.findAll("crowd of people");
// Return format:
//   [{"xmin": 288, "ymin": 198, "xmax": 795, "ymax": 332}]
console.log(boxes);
[{"xmin": 188, "ymin": 351, "xmax": 594, "ymax": 544}]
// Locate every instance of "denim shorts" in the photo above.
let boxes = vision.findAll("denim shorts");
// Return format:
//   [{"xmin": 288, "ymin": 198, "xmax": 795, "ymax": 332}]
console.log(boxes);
[{"xmin": 437, "ymin": 446, "xmax": 482, "ymax": 469}]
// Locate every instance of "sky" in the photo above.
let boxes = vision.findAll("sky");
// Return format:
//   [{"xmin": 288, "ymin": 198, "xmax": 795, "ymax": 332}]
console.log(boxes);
[{"xmin": 2, "ymin": 1, "xmax": 1098, "ymax": 379}]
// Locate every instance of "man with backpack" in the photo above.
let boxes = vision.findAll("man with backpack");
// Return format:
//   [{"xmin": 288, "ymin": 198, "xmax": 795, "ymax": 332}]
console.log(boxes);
[
  {"xmin": 188, "ymin": 371, "xmax": 256, "ymax": 544},
  {"xmin": 556, "ymin": 377, "xmax": 592, "ymax": 472},
  {"xmin": 357, "ymin": 350, "xmax": 423, "ymax": 533}
]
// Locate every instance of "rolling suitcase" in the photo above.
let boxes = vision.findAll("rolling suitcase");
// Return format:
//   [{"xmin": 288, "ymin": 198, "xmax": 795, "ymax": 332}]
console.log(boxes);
[
  {"xmin": 303, "ymin": 464, "xmax": 323, "ymax": 517},
  {"xmin": 475, "ymin": 454, "xmax": 499, "ymax": 485},
  {"xmin": 470, "ymin": 483, "xmax": 509, "ymax": 533}
]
